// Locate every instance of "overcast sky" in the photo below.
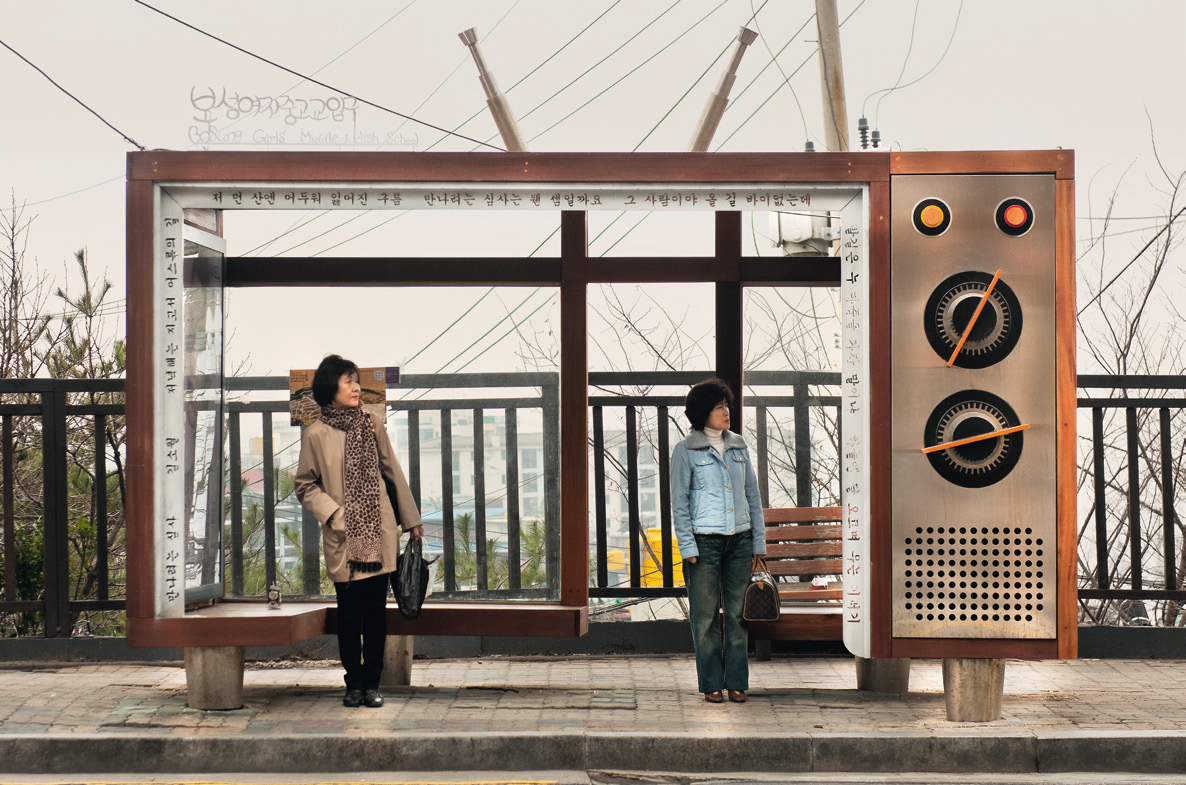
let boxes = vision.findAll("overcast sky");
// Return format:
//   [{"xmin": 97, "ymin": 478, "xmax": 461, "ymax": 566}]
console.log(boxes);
[{"xmin": 3, "ymin": 0, "xmax": 1183, "ymax": 378}]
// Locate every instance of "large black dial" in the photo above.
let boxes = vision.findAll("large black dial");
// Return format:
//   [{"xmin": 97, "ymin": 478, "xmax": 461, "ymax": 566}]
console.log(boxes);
[
  {"xmin": 924, "ymin": 270, "xmax": 1022, "ymax": 369},
  {"xmin": 924, "ymin": 390, "xmax": 1024, "ymax": 488}
]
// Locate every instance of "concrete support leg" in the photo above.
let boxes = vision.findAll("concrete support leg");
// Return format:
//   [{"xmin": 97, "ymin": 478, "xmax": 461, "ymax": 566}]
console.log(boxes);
[
  {"xmin": 855, "ymin": 656, "xmax": 911, "ymax": 693},
  {"xmin": 380, "ymin": 634, "xmax": 413, "ymax": 688},
  {"xmin": 942, "ymin": 657, "xmax": 1005, "ymax": 722},
  {"xmin": 184, "ymin": 646, "xmax": 244, "ymax": 711}
]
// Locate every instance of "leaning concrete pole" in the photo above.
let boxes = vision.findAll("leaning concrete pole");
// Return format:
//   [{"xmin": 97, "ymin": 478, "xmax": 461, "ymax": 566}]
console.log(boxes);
[
  {"xmin": 459, "ymin": 27, "xmax": 528, "ymax": 153},
  {"xmin": 687, "ymin": 27, "xmax": 758, "ymax": 152},
  {"xmin": 814, "ymin": 0, "xmax": 849, "ymax": 152}
]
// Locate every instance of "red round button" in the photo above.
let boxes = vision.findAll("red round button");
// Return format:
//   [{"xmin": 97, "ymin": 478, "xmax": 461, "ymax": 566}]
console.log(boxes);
[{"xmin": 1002, "ymin": 204, "xmax": 1028, "ymax": 228}]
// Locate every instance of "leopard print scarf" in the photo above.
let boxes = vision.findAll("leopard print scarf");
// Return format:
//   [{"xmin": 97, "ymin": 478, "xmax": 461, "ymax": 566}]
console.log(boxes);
[{"xmin": 320, "ymin": 404, "xmax": 384, "ymax": 575}]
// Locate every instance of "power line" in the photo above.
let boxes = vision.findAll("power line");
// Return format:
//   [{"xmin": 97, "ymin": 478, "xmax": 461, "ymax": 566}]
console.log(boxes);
[
  {"xmin": 861, "ymin": 0, "xmax": 920, "ymax": 118},
  {"xmin": 422, "ymin": 0, "xmax": 623, "ymax": 151},
  {"xmin": 596, "ymin": 2, "xmax": 863, "ymax": 253},
  {"xmin": 0, "ymin": 37, "xmax": 146, "ymax": 151},
  {"xmin": 130, "ymin": 0, "xmax": 504, "ymax": 151},
  {"xmin": 867, "ymin": 0, "xmax": 966, "ymax": 127},
  {"xmin": 748, "ymin": 0, "xmax": 812, "ymax": 144},
  {"xmin": 527, "ymin": 0, "xmax": 732, "ymax": 143}
]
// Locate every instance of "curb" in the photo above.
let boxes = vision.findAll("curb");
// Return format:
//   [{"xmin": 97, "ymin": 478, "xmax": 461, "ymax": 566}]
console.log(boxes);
[{"xmin": 4, "ymin": 731, "xmax": 1186, "ymax": 774}]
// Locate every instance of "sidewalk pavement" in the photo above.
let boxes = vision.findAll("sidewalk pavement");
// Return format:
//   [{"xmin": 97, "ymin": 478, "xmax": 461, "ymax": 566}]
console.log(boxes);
[{"xmin": 1, "ymin": 655, "xmax": 1185, "ymax": 775}]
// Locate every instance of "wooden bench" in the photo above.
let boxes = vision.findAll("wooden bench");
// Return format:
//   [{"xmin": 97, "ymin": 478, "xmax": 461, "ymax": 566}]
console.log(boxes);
[{"xmin": 747, "ymin": 506, "xmax": 844, "ymax": 655}]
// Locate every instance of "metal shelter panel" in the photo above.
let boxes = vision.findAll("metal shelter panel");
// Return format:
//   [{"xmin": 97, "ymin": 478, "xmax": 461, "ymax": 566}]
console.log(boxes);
[{"xmin": 890, "ymin": 174, "xmax": 1057, "ymax": 640}]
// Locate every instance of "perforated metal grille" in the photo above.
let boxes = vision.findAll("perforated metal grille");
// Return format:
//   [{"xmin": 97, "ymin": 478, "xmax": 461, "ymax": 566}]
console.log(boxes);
[{"xmin": 901, "ymin": 525, "xmax": 1047, "ymax": 625}]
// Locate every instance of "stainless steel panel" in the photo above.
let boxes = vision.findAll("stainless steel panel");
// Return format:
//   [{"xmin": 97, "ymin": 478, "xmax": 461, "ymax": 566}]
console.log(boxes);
[{"xmin": 891, "ymin": 175, "xmax": 1057, "ymax": 639}]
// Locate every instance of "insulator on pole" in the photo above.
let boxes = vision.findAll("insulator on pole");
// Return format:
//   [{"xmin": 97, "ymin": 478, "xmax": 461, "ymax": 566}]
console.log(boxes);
[
  {"xmin": 459, "ymin": 27, "xmax": 527, "ymax": 152},
  {"xmin": 687, "ymin": 27, "xmax": 758, "ymax": 152}
]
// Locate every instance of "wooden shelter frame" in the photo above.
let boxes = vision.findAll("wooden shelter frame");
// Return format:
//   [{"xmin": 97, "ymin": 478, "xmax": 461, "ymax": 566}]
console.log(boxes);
[{"xmin": 124, "ymin": 150, "xmax": 1075, "ymax": 658}]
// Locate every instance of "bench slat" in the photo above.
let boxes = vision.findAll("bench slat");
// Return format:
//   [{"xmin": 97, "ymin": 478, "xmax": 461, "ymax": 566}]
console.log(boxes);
[
  {"xmin": 769, "ymin": 558, "xmax": 843, "ymax": 577},
  {"xmin": 762, "ymin": 506, "xmax": 842, "ymax": 524},
  {"xmin": 765, "ymin": 524, "xmax": 843, "ymax": 542},
  {"xmin": 780, "ymin": 588, "xmax": 844, "ymax": 601},
  {"xmin": 767, "ymin": 541, "xmax": 842, "ymax": 559}
]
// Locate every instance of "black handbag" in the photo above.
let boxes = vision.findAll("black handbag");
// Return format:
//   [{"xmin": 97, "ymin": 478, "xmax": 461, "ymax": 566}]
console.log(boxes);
[
  {"xmin": 393, "ymin": 538, "xmax": 430, "ymax": 619},
  {"xmin": 742, "ymin": 556, "xmax": 781, "ymax": 622}
]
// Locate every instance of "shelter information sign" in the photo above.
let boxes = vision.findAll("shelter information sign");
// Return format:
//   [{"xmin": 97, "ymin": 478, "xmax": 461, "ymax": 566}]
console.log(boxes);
[{"xmin": 839, "ymin": 192, "xmax": 871, "ymax": 659}]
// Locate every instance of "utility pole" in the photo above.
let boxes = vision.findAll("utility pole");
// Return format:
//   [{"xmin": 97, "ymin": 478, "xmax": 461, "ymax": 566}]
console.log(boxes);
[{"xmin": 814, "ymin": 0, "xmax": 849, "ymax": 152}]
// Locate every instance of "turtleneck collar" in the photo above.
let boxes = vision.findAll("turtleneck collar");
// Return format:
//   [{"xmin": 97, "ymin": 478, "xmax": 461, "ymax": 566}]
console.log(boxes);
[{"xmin": 703, "ymin": 426, "xmax": 726, "ymax": 456}]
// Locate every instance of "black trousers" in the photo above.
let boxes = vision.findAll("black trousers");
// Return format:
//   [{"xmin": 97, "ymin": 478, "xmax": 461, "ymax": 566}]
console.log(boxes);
[{"xmin": 333, "ymin": 572, "xmax": 389, "ymax": 691}]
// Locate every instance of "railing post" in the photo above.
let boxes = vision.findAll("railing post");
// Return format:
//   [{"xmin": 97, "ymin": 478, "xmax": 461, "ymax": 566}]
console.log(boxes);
[
  {"xmin": 505, "ymin": 407, "xmax": 521, "ymax": 589},
  {"xmin": 473, "ymin": 408, "xmax": 487, "ymax": 591},
  {"xmin": 1092, "ymin": 407, "xmax": 1108, "ymax": 590},
  {"xmin": 626, "ymin": 406, "xmax": 641, "ymax": 587},
  {"xmin": 42, "ymin": 388, "xmax": 71, "ymax": 637},
  {"xmin": 542, "ymin": 376, "xmax": 561, "ymax": 600},
  {"xmin": 794, "ymin": 374, "xmax": 812, "ymax": 507},
  {"xmin": 407, "ymin": 410, "xmax": 421, "ymax": 508},
  {"xmin": 94, "ymin": 414, "xmax": 109, "ymax": 601},
  {"xmin": 441, "ymin": 412, "xmax": 456, "ymax": 591},
  {"xmin": 4, "ymin": 416, "xmax": 18, "ymax": 604},
  {"xmin": 1161, "ymin": 407, "xmax": 1176, "ymax": 591},
  {"xmin": 593, "ymin": 406, "xmax": 608, "ymax": 588},
  {"xmin": 658, "ymin": 406, "xmax": 673, "ymax": 587},
  {"xmin": 262, "ymin": 412, "xmax": 276, "ymax": 591},
  {"xmin": 228, "ymin": 411, "xmax": 244, "ymax": 596},
  {"xmin": 1126, "ymin": 407, "xmax": 1142, "ymax": 592},
  {"xmin": 756, "ymin": 404, "xmax": 769, "ymax": 506}
]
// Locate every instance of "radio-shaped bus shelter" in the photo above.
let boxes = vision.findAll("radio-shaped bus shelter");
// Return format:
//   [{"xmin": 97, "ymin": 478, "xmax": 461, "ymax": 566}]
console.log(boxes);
[{"xmin": 125, "ymin": 150, "xmax": 1077, "ymax": 707}]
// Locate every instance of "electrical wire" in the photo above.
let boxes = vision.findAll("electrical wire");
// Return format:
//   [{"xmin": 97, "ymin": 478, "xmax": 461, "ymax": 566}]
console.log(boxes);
[
  {"xmin": 423, "ymin": 0, "xmax": 623, "ymax": 151},
  {"xmin": 527, "ymin": 0, "xmax": 731, "ymax": 143},
  {"xmin": 0, "ymin": 37, "xmax": 146, "ymax": 151},
  {"xmin": 15, "ymin": 3, "xmax": 421, "ymax": 211},
  {"xmin": 748, "ymin": 0, "xmax": 811, "ymax": 144},
  {"xmin": 595, "ymin": 2, "xmax": 863, "ymax": 253},
  {"xmin": 868, "ymin": 0, "xmax": 966, "ymax": 127},
  {"xmin": 130, "ymin": 0, "xmax": 505, "ymax": 151},
  {"xmin": 395, "ymin": 0, "xmax": 524, "ymax": 144},
  {"xmin": 479, "ymin": 0, "xmax": 685, "ymax": 146},
  {"xmin": 861, "ymin": 0, "xmax": 920, "ymax": 118}
]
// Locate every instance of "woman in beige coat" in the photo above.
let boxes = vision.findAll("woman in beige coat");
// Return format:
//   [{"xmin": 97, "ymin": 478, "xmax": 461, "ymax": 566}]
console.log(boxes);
[{"xmin": 295, "ymin": 354, "xmax": 422, "ymax": 708}]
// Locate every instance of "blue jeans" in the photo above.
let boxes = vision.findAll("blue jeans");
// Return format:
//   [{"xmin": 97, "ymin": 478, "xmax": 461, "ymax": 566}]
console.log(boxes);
[{"xmin": 685, "ymin": 532, "xmax": 753, "ymax": 693}]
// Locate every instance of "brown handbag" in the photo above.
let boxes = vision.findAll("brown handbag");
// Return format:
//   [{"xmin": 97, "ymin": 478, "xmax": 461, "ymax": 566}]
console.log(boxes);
[{"xmin": 742, "ymin": 555, "xmax": 781, "ymax": 622}]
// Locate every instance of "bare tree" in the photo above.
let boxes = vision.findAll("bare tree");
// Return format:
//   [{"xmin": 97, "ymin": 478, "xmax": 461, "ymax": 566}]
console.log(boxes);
[{"xmin": 1075, "ymin": 128, "xmax": 1185, "ymax": 627}]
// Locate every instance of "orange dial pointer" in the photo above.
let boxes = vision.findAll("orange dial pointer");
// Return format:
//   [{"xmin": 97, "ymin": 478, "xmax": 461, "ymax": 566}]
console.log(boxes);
[
  {"xmin": 946, "ymin": 268, "xmax": 1003, "ymax": 367},
  {"xmin": 921, "ymin": 423, "xmax": 1031, "ymax": 455}
]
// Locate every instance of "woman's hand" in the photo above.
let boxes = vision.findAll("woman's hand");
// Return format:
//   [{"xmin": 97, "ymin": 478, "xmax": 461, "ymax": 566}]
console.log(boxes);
[
  {"xmin": 408, "ymin": 525, "xmax": 424, "ymax": 541},
  {"xmin": 686, "ymin": 556, "xmax": 697, "ymax": 564}
]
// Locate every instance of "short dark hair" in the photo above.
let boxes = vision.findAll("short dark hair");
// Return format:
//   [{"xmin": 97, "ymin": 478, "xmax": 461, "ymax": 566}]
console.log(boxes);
[
  {"xmin": 312, "ymin": 354, "xmax": 360, "ymax": 406},
  {"xmin": 684, "ymin": 377, "xmax": 734, "ymax": 430}
]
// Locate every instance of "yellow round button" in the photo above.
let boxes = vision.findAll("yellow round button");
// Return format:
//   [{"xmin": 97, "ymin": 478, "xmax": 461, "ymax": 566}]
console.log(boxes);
[{"xmin": 919, "ymin": 204, "xmax": 946, "ymax": 228}]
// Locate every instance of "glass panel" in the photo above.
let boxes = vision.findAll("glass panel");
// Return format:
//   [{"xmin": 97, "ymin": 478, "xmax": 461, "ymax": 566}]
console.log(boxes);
[
  {"xmin": 183, "ymin": 237, "xmax": 225, "ymax": 601},
  {"xmin": 743, "ymin": 284, "xmax": 842, "ymax": 509},
  {"xmin": 587, "ymin": 283, "xmax": 713, "ymax": 616},
  {"xmin": 223, "ymin": 286, "xmax": 560, "ymax": 601}
]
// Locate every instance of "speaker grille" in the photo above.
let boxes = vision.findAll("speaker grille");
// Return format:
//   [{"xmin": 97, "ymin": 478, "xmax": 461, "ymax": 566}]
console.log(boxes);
[{"xmin": 900, "ymin": 525, "xmax": 1047, "ymax": 627}]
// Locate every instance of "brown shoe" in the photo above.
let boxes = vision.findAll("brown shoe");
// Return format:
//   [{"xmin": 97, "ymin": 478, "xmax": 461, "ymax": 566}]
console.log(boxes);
[
  {"xmin": 728, "ymin": 690, "xmax": 747, "ymax": 703},
  {"xmin": 704, "ymin": 690, "xmax": 725, "ymax": 703}
]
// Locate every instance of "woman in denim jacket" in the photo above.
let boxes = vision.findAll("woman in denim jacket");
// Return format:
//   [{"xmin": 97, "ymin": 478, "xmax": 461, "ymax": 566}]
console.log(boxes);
[{"xmin": 671, "ymin": 378, "xmax": 766, "ymax": 703}]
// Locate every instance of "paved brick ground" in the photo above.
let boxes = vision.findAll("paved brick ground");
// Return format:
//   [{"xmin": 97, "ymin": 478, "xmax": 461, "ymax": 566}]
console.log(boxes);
[{"xmin": 1, "ymin": 655, "xmax": 1184, "ymax": 737}]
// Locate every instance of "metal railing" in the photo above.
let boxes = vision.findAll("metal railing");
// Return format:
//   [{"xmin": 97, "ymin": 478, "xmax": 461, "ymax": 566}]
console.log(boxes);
[{"xmin": 1, "ymin": 373, "xmax": 1182, "ymax": 635}]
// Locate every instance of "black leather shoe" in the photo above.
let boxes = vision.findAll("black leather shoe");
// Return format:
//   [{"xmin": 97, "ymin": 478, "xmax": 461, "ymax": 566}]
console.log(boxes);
[
  {"xmin": 343, "ymin": 689, "xmax": 364, "ymax": 708},
  {"xmin": 363, "ymin": 688, "xmax": 384, "ymax": 708}
]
